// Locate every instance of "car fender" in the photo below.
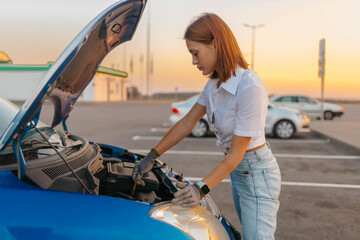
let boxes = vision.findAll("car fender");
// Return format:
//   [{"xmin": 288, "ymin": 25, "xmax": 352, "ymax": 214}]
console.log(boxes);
[
  {"xmin": 0, "ymin": 171, "xmax": 192, "ymax": 240},
  {"xmin": 323, "ymin": 102, "xmax": 343, "ymax": 112}
]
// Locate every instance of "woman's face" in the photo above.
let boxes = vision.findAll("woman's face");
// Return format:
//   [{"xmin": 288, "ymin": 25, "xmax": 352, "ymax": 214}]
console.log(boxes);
[{"xmin": 186, "ymin": 39, "xmax": 217, "ymax": 76}]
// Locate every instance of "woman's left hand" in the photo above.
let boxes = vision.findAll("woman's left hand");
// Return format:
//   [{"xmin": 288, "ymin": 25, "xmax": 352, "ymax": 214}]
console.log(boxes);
[{"xmin": 172, "ymin": 182, "xmax": 202, "ymax": 208}]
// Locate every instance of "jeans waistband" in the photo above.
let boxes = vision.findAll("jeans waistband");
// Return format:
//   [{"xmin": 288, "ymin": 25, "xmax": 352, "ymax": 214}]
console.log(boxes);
[{"xmin": 224, "ymin": 141, "xmax": 270, "ymax": 156}]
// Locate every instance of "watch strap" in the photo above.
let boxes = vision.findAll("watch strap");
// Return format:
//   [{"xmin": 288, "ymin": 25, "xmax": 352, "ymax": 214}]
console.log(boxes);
[{"xmin": 195, "ymin": 181, "xmax": 210, "ymax": 197}]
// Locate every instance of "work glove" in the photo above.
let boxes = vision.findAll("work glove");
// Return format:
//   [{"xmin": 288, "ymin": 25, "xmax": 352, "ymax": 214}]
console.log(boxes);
[
  {"xmin": 132, "ymin": 148, "xmax": 160, "ymax": 186},
  {"xmin": 171, "ymin": 182, "xmax": 202, "ymax": 208}
]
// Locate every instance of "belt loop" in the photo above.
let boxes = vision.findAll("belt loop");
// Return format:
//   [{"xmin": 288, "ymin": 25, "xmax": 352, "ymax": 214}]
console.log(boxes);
[{"xmin": 254, "ymin": 148, "xmax": 258, "ymax": 159}]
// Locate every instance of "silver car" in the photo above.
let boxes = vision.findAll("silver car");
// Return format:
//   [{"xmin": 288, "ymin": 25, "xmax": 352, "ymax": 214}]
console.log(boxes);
[
  {"xmin": 270, "ymin": 95, "xmax": 344, "ymax": 120},
  {"xmin": 170, "ymin": 94, "xmax": 310, "ymax": 139}
]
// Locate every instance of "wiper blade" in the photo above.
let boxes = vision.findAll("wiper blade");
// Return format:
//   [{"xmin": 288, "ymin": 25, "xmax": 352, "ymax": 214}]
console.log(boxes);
[
  {"xmin": 22, "ymin": 140, "xmax": 61, "ymax": 147},
  {"xmin": 0, "ymin": 142, "xmax": 57, "ymax": 155},
  {"xmin": 0, "ymin": 139, "xmax": 82, "ymax": 156}
]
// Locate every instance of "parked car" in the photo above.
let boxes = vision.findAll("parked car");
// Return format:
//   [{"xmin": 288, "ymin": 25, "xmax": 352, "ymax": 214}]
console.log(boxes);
[
  {"xmin": 170, "ymin": 94, "xmax": 310, "ymax": 139},
  {"xmin": 0, "ymin": 1, "xmax": 240, "ymax": 239},
  {"xmin": 270, "ymin": 95, "xmax": 344, "ymax": 120}
]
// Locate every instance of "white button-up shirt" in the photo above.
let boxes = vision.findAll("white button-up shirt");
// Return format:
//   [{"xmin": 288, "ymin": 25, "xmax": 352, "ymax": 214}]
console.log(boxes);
[{"xmin": 197, "ymin": 67, "xmax": 269, "ymax": 151}]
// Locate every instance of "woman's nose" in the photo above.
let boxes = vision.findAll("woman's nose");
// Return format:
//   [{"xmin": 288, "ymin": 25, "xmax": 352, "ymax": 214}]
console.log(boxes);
[{"xmin": 192, "ymin": 57, "xmax": 198, "ymax": 65}]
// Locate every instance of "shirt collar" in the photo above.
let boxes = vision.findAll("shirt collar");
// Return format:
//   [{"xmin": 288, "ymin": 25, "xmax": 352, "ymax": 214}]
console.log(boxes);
[{"xmin": 218, "ymin": 67, "xmax": 245, "ymax": 95}]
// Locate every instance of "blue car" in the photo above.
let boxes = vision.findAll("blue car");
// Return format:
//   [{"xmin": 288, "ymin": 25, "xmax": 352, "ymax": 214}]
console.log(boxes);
[{"xmin": 0, "ymin": 1, "xmax": 240, "ymax": 239}]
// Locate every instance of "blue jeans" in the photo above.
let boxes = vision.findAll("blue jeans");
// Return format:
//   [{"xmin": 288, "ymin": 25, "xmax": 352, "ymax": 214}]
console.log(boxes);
[{"xmin": 229, "ymin": 142, "xmax": 281, "ymax": 240}]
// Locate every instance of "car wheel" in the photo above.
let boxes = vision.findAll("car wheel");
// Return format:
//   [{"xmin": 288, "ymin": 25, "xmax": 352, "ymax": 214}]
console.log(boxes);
[
  {"xmin": 324, "ymin": 111, "xmax": 334, "ymax": 120},
  {"xmin": 273, "ymin": 120, "xmax": 295, "ymax": 139},
  {"xmin": 191, "ymin": 119, "xmax": 208, "ymax": 137}
]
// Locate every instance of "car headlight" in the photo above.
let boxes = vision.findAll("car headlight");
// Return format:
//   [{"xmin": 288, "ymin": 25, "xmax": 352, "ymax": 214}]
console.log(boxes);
[
  {"xmin": 299, "ymin": 111, "xmax": 309, "ymax": 119},
  {"xmin": 150, "ymin": 202, "xmax": 230, "ymax": 240},
  {"xmin": 199, "ymin": 195, "xmax": 221, "ymax": 217}
]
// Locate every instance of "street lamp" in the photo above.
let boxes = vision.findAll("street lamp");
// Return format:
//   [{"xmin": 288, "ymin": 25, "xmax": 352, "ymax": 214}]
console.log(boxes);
[
  {"xmin": 243, "ymin": 23, "xmax": 264, "ymax": 71},
  {"xmin": 146, "ymin": 1, "xmax": 151, "ymax": 98}
]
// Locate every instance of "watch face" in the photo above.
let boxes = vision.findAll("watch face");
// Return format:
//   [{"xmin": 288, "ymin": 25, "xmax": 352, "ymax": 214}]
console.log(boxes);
[{"xmin": 201, "ymin": 184, "xmax": 210, "ymax": 195}]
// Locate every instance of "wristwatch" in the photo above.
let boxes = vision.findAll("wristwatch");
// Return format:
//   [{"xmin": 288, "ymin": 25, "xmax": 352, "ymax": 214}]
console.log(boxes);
[{"xmin": 195, "ymin": 181, "xmax": 210, "ymax": 197}]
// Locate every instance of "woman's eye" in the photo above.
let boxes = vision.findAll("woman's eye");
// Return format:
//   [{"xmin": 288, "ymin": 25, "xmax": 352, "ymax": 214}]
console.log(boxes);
[{"xmin": 194, "ymin": 53, "xmax": 198, "ymax": 57}]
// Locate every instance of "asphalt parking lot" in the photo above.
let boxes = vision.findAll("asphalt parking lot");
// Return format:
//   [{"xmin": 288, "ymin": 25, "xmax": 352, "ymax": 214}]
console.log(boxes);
[{"xmin": 39, "ymin": 100, "xmax": 360, "ymax": 240}]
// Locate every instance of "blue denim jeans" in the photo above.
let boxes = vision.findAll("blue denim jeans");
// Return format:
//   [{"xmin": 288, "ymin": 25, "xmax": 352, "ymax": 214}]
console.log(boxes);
[{"xmin": 229, "ymin": 142, "xmax": 281, "ymax": 240}]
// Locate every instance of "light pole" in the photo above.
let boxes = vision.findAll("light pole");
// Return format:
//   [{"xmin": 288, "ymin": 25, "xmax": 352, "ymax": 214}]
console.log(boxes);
[
  {"xmin": 243, "ymin": 23, "xmax": 264, "ymax": 71},
  {"xmin": 146, "ymin": 1, "xmax": 151, "ymax": 98}
]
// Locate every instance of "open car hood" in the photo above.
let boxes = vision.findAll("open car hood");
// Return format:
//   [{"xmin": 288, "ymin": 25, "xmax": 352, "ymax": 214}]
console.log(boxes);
[{"xmin": 0, "ymin": 0, "xmax": 147, "ymax": 151}]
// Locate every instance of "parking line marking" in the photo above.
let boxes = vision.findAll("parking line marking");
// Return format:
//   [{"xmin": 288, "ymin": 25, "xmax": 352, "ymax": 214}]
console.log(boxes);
[
  {"xmin": 274, "ymin": 153, "xmax": 360, "ymax": 160},
  {"xmin": 280, "ymin": 181, "xmax": 360, "ymax": 189},
  {"xmin": 132, "ymin": 136, "xmax": 216, "ymax": 142},
  {"xmin": 130, "ymin": 149, "xmax": 360, "ymax": 160},
  {"xmin": 131, "ymin": 149, "xmax": 222, "ymax": 155},
  {"xmin": 185, "ymin": 177, "xmax": 360, "ymax": 189},
  {"xmin": 151, "ymin": 128, "xmax": 169, "ymax": 132},
  {"xmin": 133, "ymin": 136, "xmax": 330, "ymax": 144},
  {"xmin": 268, "ymin": 139, "xmax": 330, "ymax": 144}
]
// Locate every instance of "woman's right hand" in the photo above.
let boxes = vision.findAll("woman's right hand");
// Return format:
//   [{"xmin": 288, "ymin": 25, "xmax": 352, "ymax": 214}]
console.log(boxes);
[{"xmin": 131, "ymin": 148, "xmax": 160, "ymax": 186}]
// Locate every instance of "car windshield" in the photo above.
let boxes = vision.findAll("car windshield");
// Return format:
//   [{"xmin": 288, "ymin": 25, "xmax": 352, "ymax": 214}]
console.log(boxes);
[
  {"xmin": 268, "ymin": 102, "xmax": 275, "ymax": 108},
  {"xmin": 299, "ymin": 96, "xmax": 315, "ymax": 104},
  {"xmin": 310, "ymin": 97, "xmax": 319, "ymax": 104},
  {"xmin": 275, "ymin": 96, "xmax": 293, "ymax": 102},
  {"xmin": 186, "ymin": 94, "xmax": 200, "ymax": 105},
  {"xmin": 0, "ymin": 97, "xmax": 19, "ymax": 137}
]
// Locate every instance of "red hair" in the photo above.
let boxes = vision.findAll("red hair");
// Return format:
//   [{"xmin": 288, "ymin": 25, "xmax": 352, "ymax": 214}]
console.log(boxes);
[{"xmin": 184, "ymin": 13, "xmax": 248, "ymax": 82}]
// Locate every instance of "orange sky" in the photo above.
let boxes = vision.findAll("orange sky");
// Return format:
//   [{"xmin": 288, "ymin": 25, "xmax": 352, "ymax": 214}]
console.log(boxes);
[{"xmin": 1, "ymin": 0, "xmax": 359, "ymax": 98}]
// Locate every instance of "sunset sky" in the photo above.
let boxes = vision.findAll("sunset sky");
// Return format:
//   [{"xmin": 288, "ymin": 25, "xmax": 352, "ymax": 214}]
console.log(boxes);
[{"xmin": 1, "ymin": 0, "xmax": 359, "ymax": 98}]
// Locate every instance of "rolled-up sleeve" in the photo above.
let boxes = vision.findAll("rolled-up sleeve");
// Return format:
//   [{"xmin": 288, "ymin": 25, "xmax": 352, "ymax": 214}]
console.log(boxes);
[{"xmin": 233, "ymin": 86, "xmax": 268, "ymax": 137}]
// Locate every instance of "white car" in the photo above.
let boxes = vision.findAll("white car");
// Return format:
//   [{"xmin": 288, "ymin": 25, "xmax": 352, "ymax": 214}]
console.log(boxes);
[
  {"xmin": 270, "ymin": 95, "xmax": 344, "ymax": 120},
  {"xmin": 170, "ymin": 94, "xmax": 310, "ymax": 139}
]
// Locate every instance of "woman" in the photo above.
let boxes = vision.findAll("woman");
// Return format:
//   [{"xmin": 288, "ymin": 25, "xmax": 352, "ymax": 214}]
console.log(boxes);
[{"xmin": 132, "ymin": 13, "xmax": 281, "ymax": 240}]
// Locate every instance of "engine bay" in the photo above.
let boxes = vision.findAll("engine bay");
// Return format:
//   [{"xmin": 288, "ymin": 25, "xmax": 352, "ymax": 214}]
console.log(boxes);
[
  {"xmin": 95, "ymin": 155, "xmax": 174, "ymax": 203},
  {"xmin": 16, "ymin": 134, "xmax": 181, "ymax": 204}
]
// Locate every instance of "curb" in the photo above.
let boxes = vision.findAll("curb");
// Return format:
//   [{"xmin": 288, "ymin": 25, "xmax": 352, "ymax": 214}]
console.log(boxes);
[{"xmin": 310, "ymin": 129, "xmax": 360, "ymax": 155}]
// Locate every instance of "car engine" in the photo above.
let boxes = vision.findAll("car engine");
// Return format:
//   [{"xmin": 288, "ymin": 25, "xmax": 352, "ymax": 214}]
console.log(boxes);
[{"xmin": 9, "ymin": 134, "xmax": 179, "ymax": 204}]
